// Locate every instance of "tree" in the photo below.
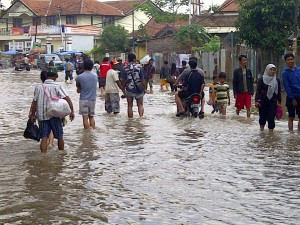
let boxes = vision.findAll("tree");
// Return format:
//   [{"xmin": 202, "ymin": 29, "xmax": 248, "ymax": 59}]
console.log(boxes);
[
  {"xmin": 173, "ymin": 24, "xmax": 210, "ymax": 50},
  {"xmin": 208, "ymin": 4, "xmax": 220, "ymax": 13},
  {"xmin": 193, "ymin": 35, "xmax": 220, "ymax": 53},
  {"xmin": 236, "ymin": 0, "xmax": 294, "ymax": 67},
  {"xmin": 98, "ymin": 25, "xmax": 129, "ymax": 54},
  {"xmin": 136, "ymin": 0, "xmax": 188, "ymax": 23},
  {"xmin": 136, "ymin": 24, "xmax": 151, "ymax": 41}
]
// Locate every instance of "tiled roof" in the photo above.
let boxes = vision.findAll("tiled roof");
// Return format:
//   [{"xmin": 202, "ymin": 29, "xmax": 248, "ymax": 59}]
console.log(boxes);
[
  {"xmin": 218, "ymin": 0, "xmax": 239, "ymax": 12},
  {"xmin": 145, "ymin": 17, "xmax": 189, "ymax": 37},
  {"xmin": 193, "ymin": 14, "xmax": 238, "ymax": 27},
  {"xmin": 20, "ymin": 0, "xmax": 123, "ymax": 16},
  {"xmin": 20, "ymin": 0, "xmax": 50, "ymax": 16},
  {"xmin": 105, "ymin": 0, "xmax": 146, "ymax": 15}
]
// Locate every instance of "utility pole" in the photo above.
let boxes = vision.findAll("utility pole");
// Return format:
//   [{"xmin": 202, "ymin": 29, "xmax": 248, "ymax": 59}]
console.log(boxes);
[
  {"xmin": 34, "ymin": 16, "xmax": 38, "ymax": 43},
  {"xmin": 293, "ymin": 0, "xmax": 299, "ymax": 60},
  {"xmin": 188, "ymin": 0, "xmax": 192, "ymax": 25},
  {"xmin": 132, "ymin": 11, "xmax": 134, "ymax": 52}
]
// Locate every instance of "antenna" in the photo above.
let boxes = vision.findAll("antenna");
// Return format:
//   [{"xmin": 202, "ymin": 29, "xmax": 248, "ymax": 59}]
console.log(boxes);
[{"xmin": 209, "ymin": 1, "xmax": 214, "ymax": 14}]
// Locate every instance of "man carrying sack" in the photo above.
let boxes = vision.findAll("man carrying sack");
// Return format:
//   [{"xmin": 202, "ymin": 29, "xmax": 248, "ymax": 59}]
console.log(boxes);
[{"xmin": 29, "ymin": 71, "xmax": 75, "ymax": 153}]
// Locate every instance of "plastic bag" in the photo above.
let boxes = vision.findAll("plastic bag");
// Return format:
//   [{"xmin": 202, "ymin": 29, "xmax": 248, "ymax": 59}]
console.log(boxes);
[
  {"xmin": 276, "ymin": 105, "xmax": 283, "ymax": 120},
  {"xmin": 23, "ymin": 119, "xmax": 40, "ymax": 142},
  {"xmin": 47, "ymin": 96, "xmax": 71, "ymax": 118}
]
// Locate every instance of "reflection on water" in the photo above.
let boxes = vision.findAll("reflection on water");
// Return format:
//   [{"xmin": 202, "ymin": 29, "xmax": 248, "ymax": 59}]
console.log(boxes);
[{"xmin": 0, "ymin": 69, "xmax": 300, "ymax": 224}]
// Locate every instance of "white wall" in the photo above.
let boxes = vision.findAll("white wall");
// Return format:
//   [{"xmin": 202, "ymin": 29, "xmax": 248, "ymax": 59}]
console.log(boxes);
[
  {"xmin": 115, "ymin": 9, "xmax": 150, "ymax": 32},
  {"xmin": 71, "ymin": 35, "xmax": 94, "ymax": 51}
]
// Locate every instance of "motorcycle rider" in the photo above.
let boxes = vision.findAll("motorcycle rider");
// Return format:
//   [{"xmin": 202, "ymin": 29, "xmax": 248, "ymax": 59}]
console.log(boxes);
[
  {"xmin": 175, "ymin": 59, "xmax": 205, "ymax": 117},
  {"xmin": 174, "ymin": 57, "xmax": 206, "ymax": 117}
]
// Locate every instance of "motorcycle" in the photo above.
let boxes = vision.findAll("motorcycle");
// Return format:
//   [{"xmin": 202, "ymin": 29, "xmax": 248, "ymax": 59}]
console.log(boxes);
[
  {"xmin": 176, "ymin": 84, "xmax": 202, "ymax": 118},
  {"xmin": 183, "ymin": 93, "xmax": 201, "ymax": 118}
]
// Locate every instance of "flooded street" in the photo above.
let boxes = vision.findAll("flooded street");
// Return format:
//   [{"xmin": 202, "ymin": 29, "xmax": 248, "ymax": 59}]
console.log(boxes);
[{"xmin": 1, "ymin": 69, "xmax": 300, "ymax": 224}]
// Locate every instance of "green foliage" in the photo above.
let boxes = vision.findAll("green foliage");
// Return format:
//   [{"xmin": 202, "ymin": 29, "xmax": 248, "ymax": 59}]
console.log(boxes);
[
  {"xmin": 136, "ymin": 24, "xmax": 151, "ymax": 41},
  {"xmin": 99, "ymin": 25, "xmax": 129, "ymax": 53},
  {"xmin": 193, "ymin": 35, "xmax": 220, "ymax": 52},
  {"xmin": 136, "ymin": 0, "xmax": 189, "ymax": 23},
  {"xmin": 236, "ymin": 0, "xmax": 294, "ymax": 55},
  {"xmin": 173, "ymin": 24, "xmax": 210, "ymax": 49},
  {"xmin": 208, "ymin": 4, "xmax": 220, "ymax": 13}
]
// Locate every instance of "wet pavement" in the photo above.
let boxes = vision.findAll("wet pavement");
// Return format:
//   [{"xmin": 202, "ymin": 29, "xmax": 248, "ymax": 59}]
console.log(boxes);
[{"xmin": 0, "ymin": 69, "xmax": 300, "ymax": 224}]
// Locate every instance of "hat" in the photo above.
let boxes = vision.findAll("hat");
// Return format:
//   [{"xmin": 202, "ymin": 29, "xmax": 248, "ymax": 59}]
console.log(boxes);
[{"xmin": 112, "ymin": 59, "xmax": 119, "ymax": 64}]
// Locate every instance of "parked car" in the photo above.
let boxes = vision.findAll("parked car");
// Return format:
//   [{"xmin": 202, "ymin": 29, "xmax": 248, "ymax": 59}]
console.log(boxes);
[{"xmin": 37, "ymin": 54, "xmax": 64, "ymax": 71}]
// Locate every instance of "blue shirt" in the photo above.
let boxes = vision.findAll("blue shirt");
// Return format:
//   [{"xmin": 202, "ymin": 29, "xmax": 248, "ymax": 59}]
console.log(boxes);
[
  {"xmin": 282, "ymin": 66, "xmax": 300, "ymax": 100},
  {"xmin": 184, "ymin": 70, "xmax": 205, "ymax": 96},
  {"xmin": 63, "ymin": 62, "xmax": 74, "ymax": 71},
  {"xmin": 75, "ymin": 71, "xmax": 98, "ymax": 101}
]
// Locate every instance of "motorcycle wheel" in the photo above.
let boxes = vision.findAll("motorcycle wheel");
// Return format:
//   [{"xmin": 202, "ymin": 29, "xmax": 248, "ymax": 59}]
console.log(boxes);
[{"xmin": 192, "ymin": 108, "xmax": 198, "ymax": 118}]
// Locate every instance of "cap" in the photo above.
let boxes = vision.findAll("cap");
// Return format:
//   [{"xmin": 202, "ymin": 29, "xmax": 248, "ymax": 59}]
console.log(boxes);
[{"xmin": 112, "ymin": 59, "xmax": 119, "ymax": 64}]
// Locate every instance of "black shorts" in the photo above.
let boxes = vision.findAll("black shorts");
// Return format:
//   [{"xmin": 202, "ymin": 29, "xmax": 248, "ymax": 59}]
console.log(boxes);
[
  {"xmin": 178, "ymin": 90, "xmax": 204, "ymax": 99},
  {"xmin": 178, "ymin": 90, "xmax": 190, "ymax": 99},
  {"xmin": 99, "ymin": 77, "xmax": 106, "ymax": 88},
  {"xmin": 286, "ymin": 97, "xmax": 300, "ymax": 118}
]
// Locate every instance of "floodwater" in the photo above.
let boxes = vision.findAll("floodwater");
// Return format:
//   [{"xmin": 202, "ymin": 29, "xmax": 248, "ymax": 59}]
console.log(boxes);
[{"xmin": 0, "ymin": 69, "xmax": 300, "ymax": 225}]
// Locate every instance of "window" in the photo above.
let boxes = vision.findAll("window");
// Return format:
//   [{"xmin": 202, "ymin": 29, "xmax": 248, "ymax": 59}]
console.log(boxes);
[
  {"xmin": 103, "ymin": 16, "xmax": 115, "ymax": 26},
  {"xmin": 13, "ymin": 18, "xmax": 22, "ymax": 27},
  {"xmin": 46, "ymin": 16, "xmax": 57, "ymax": 26},
  {"xmin": 32, "ymin": 17, "xmax": 41, "ymax": 26},
  {"xmin": 66, "ymin": 16, "xmax": 77, "ymax": 25}
]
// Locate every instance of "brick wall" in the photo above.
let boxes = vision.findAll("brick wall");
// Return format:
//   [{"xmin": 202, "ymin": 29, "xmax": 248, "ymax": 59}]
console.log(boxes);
[{"xmin": 147, "ymin": 36, "xmax": 191, "ymax": 54}]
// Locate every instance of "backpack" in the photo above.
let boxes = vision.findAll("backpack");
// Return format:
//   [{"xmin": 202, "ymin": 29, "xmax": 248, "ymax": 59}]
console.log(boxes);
[
  {"xmin": 66, "ymin": 62, "xmax": 72, "ymax": 71},
  {"xmin": 127, "ymin": 64, "xmax": 144, "ymax": 93}
]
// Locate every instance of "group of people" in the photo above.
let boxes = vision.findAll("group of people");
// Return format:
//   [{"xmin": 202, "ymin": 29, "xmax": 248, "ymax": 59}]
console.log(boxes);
[
  {"xmin": 30, "ymin": 53, "xmax": 146, "ymax": 153},
  {"xmin": 208, "ymin": 53, "xmax": 300, "ymax": 133},
  {"xmin": 29, "ymin": 51, "xmax": 300, "ymax": 153}
]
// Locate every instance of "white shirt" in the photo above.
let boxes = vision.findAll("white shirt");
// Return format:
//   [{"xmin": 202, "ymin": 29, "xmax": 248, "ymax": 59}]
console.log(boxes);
[
  {"xmin": 105, "ymin": 69, "xmax": 120, "ymax": 93},
  {"xmin": 33, "ymin": 79, "xmax": 68, "ymax": 120},
  {"xmin": 23, "ymin": 57, "xmax": 29, "ymax": 64}
]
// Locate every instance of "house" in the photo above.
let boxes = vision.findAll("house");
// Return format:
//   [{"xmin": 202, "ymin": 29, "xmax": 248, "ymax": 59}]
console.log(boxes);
[
  {"xmin": 141, "ymin": 17, "xmax": 189, "ymax": 54},
  {"xmin": 104, "ymin": 0, "xmax": 160, "ymax": 59},
  {"xmin": 135, "ymin": 0, "xmax": 241, "ymax": 78},
  {"xmin": 105, "ymin": 0, "xmax": 151, "ymax": 33},
  {"xmin": 0, "ymin": 0, "xmax": 152, "ymax": 54},
  {"xmin": 138, "ymin": 0, "xmax": 239, "ymax": 56}
]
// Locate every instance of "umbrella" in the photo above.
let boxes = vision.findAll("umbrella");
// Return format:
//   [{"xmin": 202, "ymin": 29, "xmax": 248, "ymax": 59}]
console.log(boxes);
[
  {"xmin": 140, "ymin": 54, "xmax": 151, "ymax": 64},
  {"xmin": 57, "ymin": 50, "xmax": 82, "ymax": 56},
  {"xmin": 2, "ymin": 50, "xmax": 21, "ymax": 55}
]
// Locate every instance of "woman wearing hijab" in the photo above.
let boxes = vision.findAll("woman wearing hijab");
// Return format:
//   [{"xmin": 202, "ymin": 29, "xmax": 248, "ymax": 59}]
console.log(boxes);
[{"xmin": 255, "ymin": 64, "xmax": 282, "ymax": 132}]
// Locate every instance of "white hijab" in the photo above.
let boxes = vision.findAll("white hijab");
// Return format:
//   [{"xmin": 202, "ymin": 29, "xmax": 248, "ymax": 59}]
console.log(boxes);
[{"xmin": 263, "ymin": 64, "xmax": 278, "ymax": 100}]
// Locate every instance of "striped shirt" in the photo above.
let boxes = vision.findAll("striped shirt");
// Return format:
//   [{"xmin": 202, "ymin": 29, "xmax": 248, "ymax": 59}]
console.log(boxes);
[
  {"xmin": 33, "ymin": 79, "xmax": 68, "ymax": 121},
  {"xmin": 214, "ymin": 82, "xmax": 230, "ymax": 103}
]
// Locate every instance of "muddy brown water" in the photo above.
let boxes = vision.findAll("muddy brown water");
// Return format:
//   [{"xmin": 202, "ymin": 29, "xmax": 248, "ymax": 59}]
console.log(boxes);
[{"xmin": 0, "ymin": 69, "xmax": 300, "ymax": 224}]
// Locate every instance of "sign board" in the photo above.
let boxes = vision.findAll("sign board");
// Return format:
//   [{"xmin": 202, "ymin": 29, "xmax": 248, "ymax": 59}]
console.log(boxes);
[
  {"xmin": 12, "ymin": 27, "xmax": 24, "ymax": 35},
  {"xmin": 176, "ymin": 54, "xmax": 191, "ymax": 68},
  {"xmin": 29, "ymin": 25, "xmax": 61, "ymax": 35}
]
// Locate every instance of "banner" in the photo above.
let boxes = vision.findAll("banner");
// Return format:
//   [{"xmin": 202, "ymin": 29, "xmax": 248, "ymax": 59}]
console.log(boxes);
[
  {"xmin": 64, "ymin": 25, "xmax": 102, "ymax": 35},
  {"xmin": 29, "ymin": 25, "xmax": 61, "ymax": 35},
  {"xmin": 12, "ymin": 27, "xmax": 24, "ymax": 35}
]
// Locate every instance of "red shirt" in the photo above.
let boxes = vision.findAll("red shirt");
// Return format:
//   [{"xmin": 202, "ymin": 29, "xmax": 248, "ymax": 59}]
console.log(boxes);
[{"xmin": 100, "ymin": 62, "xmax": 112, "ymax": 78}]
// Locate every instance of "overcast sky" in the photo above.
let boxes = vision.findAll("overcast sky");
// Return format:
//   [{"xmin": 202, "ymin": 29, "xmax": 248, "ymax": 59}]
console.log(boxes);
[
  {"xmin": 1, "ymin": 0, "xmax": 226, "ymax": 11},
  {"xmin": 203, "ymin": 0, "xmax": 225, "ymax": 9}
]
